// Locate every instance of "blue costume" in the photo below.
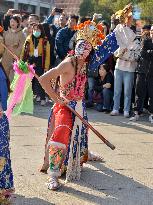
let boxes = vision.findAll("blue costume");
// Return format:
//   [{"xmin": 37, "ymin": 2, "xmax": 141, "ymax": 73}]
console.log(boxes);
[{"xmin": 0, "ymin": 66, "xmax": 14, "ymax": 204}]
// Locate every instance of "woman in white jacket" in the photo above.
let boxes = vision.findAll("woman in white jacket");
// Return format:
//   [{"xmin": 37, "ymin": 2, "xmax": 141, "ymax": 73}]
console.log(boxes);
[{"xmin": 111, "ymin": 13, "xmax": 140, "ymax": 117}]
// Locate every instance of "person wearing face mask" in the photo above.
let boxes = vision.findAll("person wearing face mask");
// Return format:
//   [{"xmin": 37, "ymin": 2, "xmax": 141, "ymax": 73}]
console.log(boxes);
[
  {"xmin": 1, "ymin": 15, "xmax": 25, "ymax": 82},
  {"xmin": 21, "ymin": 23, "xmax": 50, "ymax": 106},
  {"xmin": 42, "ymin": 23, "xmax": 56, "ymax": 67}
]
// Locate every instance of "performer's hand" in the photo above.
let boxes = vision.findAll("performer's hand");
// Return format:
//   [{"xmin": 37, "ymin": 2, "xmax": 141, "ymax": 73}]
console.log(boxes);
[
  {"xmin": 57, "ymin": 97, "xmax": 69, "ymax": 105},
  {"xmin": 103, "ymin": 83, "xmax": 111, "ymax": 89}
]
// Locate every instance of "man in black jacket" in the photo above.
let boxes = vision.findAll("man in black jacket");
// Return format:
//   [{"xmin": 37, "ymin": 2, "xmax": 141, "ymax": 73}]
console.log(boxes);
[{"xmin": 130, "ymin": 26, "xmax": 153, "ymax": 123}]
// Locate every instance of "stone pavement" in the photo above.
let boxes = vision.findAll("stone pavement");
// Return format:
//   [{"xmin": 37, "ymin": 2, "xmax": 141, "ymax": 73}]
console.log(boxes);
[{"xmin": 10, "ymin": 104, "xmax": 153, "ymax": 205}]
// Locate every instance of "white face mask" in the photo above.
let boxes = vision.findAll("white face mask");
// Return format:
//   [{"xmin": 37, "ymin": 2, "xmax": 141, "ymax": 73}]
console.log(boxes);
[{"xmin": 33, "ymin": 31, "xmax": 41, "ymax": 38}]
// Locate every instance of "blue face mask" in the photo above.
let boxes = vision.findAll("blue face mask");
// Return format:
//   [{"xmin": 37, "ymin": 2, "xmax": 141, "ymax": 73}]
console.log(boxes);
[{"xmin": 33, "ymin": 31, "xmax": 41, "ymax": 38}]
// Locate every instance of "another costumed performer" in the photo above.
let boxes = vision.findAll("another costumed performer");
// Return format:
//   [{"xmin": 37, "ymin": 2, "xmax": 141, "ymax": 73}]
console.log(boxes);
[
  {"xmin": 39, "ymin": 20, "xmax": 105, "ymax": 190},
  {"xmin": 0, "ymin": 62, "xmax": 14, "ymax": 204}
]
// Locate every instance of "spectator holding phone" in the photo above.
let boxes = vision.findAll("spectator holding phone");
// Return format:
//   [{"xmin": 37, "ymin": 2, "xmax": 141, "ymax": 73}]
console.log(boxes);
[
  {"xmin": 46, "ymin": 8, "xmax": 67, "ymax": 30},
  {"xmin": 21, "ymin": 23, "xmax": 50, "ymax": 106},
  {"xmin": 55, "ymin": 14, "xmax": 79, "ymax": 61}
]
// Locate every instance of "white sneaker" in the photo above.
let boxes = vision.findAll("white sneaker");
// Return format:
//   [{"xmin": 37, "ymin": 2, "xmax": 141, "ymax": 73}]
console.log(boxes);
[
  {"xmin": 41, "ymin": 100, "xmax": 46, "ymax": 106},
  {"xmin": 36, "ymin": 96, "xmax": 41, "ymax": 102},
  {"xmin": 124, "ymin": 111, "xmax": 129, "ymax": 118},
  {"xmin": 129, "ymin": 114, "xmax": 139, "ymax": 121},
  {"xmin": 149, "ymin": 115, "xmax": 153, "ymax": 124},
  {"xmin": 110, "ymin": 110, "xmax": 119, "ymax": 116}
]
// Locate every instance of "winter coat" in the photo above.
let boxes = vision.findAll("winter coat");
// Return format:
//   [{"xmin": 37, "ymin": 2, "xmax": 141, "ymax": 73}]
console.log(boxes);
[
  {"xmin": 136, "ymin": 37, "xmax": 153, "ymax": 76},
  {"xmin": 21, "ymin": 35, "xmax": 50, "ymax": 71},
  {"xmin": 1, "ymin": 27, "xmax": 25, "ymax": 81},
  {"xmin": 0, "ymin": 35, "xmax": 4, "ymax": 56}
]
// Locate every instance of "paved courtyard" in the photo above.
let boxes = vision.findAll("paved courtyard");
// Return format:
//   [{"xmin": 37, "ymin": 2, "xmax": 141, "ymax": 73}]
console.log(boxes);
[{"xmin": 10, "ymin": 104, "xmax": 153, "ymax": 205}]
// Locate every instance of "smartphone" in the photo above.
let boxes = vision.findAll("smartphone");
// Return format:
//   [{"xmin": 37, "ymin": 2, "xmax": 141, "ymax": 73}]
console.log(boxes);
[
  {"xmin": 55, "ymin": 8, "xmax": 63, "ymax": 13},
  {"xmin": 54, "ymin": 15, "xmax": 60, "ymax": 26}
]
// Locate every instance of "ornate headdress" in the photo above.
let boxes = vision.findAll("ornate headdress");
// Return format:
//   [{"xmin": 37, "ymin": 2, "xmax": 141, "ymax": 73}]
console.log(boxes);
[
  {"xmin": 114, "ymin": 3, "xmax": 133, "ymax": 24},
  {"xmin": 74, "ymin": 20, "xmax": 105, "ymax": 48}
]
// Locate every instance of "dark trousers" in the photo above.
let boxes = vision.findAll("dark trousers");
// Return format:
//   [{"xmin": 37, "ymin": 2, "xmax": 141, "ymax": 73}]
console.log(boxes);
[
  {"xmin": 87, "ymin": 77, "xmax": 95, "ymax": 104},
  {"xmin": 32, "ymin": 67, "xmax": 45, "ymax": 100},
  {"xmin": 96, "ymin": 88, "xmax": 113, "ymax": 111},
  {"xmin": 134, "ymin": 73, "xmax": 153, "ymax": 114},
  {"xmin": 103, "ymin": 88, "xmax": 113, "ymax": 110}
]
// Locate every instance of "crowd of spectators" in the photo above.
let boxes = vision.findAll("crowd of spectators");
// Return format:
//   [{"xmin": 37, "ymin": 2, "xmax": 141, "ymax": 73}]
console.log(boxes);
[{"xmin": 0, "ymin": 7, "xmax": 153, "ymax": 123}]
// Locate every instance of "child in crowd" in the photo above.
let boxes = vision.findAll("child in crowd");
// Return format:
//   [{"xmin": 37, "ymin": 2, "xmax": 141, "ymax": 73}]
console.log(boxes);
[
  {"xmin": 94, "ymin": 63, "xmax": 114, "ymax": 112},
  {"xmin": 0, "ymin": 63, "xmax": 14, "ymax": 204}
]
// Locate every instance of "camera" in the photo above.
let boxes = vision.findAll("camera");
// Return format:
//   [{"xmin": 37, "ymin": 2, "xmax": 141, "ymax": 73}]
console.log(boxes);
[{"xmin": 55, "ymin": 8, "xmax": 63, "ymax": 13}]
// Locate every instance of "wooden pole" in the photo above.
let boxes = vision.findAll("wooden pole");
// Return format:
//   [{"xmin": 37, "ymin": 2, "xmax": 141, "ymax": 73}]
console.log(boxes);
[{"xmin": 1, "ymin": 42, "xmax": 116, "ymax": 150}]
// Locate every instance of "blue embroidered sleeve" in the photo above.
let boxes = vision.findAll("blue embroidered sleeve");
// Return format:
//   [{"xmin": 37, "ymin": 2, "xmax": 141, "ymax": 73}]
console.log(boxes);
[
  {"xmin": 0, "ymin": 79, "xmax": 8, "ymax": 111},
  {"xmin": 88, "ymin": 32, "xmax": 119, "ymax": 71}
]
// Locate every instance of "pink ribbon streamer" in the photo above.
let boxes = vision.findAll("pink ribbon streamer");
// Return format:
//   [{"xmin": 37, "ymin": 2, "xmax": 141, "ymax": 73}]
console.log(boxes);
[{"xmin": 6, "ymin": 62, "xmax": 35, "ymax": 120}]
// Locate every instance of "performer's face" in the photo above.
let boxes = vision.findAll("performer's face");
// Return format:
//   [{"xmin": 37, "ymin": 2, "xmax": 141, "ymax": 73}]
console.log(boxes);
[{"xmin": 75, "ymin": 40, "xmax": 92, "ymax": 60}]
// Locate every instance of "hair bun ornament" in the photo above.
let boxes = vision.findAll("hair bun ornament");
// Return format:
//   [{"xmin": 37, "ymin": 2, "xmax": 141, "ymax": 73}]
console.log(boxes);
[
  {"xmin": 74, "ymin": 20, "xmax": 105, "ymax": 49},
  {"xmin": 0, "ymin": 26, "xmax": 4, "ymax": 33},
  {"xmin": 114, "ymin": 3, "xmax": 133, "ymax": 24}
]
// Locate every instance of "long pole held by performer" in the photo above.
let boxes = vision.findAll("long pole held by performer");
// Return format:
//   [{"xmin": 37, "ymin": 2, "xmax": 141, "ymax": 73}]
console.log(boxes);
[{"xmin": 0, "ymin": 41, "xmax": 115, "ymax": 150}]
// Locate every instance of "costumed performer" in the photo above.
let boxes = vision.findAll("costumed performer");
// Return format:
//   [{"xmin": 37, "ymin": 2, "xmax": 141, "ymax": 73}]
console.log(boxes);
[
  {"xmin": 0, "ymin": 62, "xmax": 14, "ymax": 204},
  {"xmin": 39, "ymin": 20, "xmax": 105, "ymax": 190}
]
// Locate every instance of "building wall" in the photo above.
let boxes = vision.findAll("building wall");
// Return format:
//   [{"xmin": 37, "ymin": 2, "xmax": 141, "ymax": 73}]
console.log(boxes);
[
  {"xmin": 1, "ymin": 0, "xmax": 54, "ymax": 15},
  {"xmin": 54, "ymin": 0, "xmax": 81, "ymax": 15},
  {"xmin": 0, "ymin": 1, "xmax": 14, "ymax": 14},
  {"xmin": 0, "ymin": 0, "xmax": 81, "ymax": 18}
]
